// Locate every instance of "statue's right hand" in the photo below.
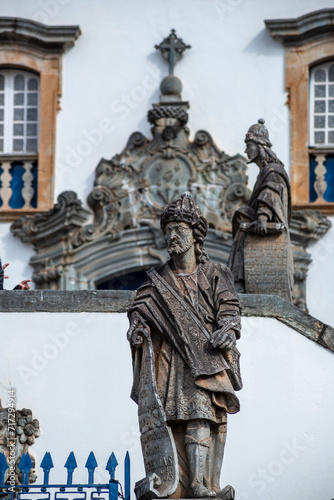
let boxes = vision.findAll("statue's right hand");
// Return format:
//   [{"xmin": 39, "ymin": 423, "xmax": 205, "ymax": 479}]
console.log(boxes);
[
  {"xmin": 249, "ymin": 216, "xmax": 267, "ymax": 235},
  {"xmin": 127, "ymin": 312, "xmax": 150, "ymax": 347}
]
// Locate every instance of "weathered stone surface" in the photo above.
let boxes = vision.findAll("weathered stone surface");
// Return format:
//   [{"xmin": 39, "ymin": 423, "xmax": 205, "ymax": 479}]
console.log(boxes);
[
  {"xmin": 244, "ymin": 230, "xmax": 291, "ymax": 301},
  {"xmin": 228, "ymin": 119, "xmax": 294, "ymax": 303},
  {"xmin": 0, "ymin": 290, "xmax": 133, "ymax": 312},
  {"xmin": 0, "ymin": 401, "xmax": 40, "ymax": 485},
  {"xmin": 240, "ymin": 294, "xmax": 334, "ymax": 353},
  {"xmin": 0, "ymin": 290, "xmax": 332, "ymax": 353},
  {"xmin": 127, "ymin": 191, "xmax": 242, "ymax": 499}
]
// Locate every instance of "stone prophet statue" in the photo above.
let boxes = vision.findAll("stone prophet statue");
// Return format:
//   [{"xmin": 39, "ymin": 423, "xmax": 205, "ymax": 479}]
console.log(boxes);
[
  {"xmin": 228, "ymin": 119, "xmax": 294, "ymax": 302},
  {"xmin": 127, "ymin": 192, "xmax": 242, "ymax": 500}
]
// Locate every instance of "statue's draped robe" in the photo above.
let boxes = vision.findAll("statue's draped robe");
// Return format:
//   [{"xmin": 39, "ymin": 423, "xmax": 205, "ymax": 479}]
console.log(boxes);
[
  {"xmin": 228, "ymin": 162, "xmax": 294, "ymax": 296},
  {"xmin": 129, "ymin": 260, "xmax": 241, "ymax": 424}
]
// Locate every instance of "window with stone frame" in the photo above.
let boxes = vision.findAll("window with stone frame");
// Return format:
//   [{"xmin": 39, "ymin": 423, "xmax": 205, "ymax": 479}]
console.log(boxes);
[
  {"xmin": 309, "ymin": 61, "xmax": 334, "ymax": 204},
  {"xmin": 266, "ymin": 8, "xmax": 334, "ymax": 213},
  {"xmin": 310, "ymin": 62, "xmax": 334, "ymax": 148},
  {"xmin": 0, "ymin": 17, "xmax": 80, "ymax": 222},
  {"xmin": 0, "ymin": 69, "xmax": 40, "ymax": 210}
]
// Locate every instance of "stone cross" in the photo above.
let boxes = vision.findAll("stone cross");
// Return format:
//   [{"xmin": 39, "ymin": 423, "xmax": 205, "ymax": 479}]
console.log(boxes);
[{"xmin": 155, "ymin": 29, "xmax": 191, "ymax": 75}]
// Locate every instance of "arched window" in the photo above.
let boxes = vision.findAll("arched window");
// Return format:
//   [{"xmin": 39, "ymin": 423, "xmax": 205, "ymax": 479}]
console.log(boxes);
[{"xmin": 310, "ymin": 61, "xmax": 334, "ymax": 146}]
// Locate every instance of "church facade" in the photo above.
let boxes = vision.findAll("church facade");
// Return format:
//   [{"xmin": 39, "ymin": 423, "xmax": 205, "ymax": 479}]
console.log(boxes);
[{"xmin": 0, "ymin": 2, "xmax": 334, "ymax": 499}]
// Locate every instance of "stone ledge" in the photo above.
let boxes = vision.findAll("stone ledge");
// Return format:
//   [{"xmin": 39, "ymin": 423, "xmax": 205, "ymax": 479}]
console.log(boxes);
[
  {"xmin": 265, "ymin": 8, "xmax": 334, "ymax": 46},
  {"xmin": 0, "ymin": 17, "xmax": 81, "ymax": 52},
  {"xmin": 0, "ymin": 291, "xmax": 333, "ymax": 353},
  {"xmin": 0, "ymin": 290, "xmax": 133, "ymax": 313},
  {"xmin": 240, "ymin": 294, "xmax": 334, "ymax": 353}
]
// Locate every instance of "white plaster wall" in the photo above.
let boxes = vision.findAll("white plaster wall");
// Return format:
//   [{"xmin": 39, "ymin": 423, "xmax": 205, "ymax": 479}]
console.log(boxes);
[
  {"xmin": 0, "ymin": 313, "xmax": 333, "ymax": 500},
  {"xmin": 307, "ymin": 215, "xmax": 334, "ymax": 326},
  {"xmin": 0, "ymin": 0, "xmax": 333, "ymax": 322}
]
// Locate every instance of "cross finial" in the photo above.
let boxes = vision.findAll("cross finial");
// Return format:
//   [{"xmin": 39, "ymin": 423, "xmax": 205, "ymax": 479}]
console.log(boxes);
[{"xmin": 155, "ymin": 29, "xmax": 191, "ymax": 75}]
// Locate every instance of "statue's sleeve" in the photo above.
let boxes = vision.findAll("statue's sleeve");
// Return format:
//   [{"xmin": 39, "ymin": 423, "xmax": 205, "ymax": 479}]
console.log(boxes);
[
  {"xmin": 256, "ymin": 172, "xmax": 288, "ymax": 224},
  {"xmin": 213, "ymin": 263, "xmax": 241, "ymax": 339}
]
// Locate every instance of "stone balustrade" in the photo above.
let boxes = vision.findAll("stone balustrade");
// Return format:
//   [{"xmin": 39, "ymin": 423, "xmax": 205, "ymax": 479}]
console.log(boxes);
[{"xmin": 0, "ymin": 155, "xmax": 37, "ymax": 210}]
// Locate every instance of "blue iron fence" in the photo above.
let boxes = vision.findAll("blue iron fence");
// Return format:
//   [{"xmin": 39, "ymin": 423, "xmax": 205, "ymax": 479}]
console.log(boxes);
[{"xmin": 0, "ymin": 450, "xmax": 130, "ymax": 500}]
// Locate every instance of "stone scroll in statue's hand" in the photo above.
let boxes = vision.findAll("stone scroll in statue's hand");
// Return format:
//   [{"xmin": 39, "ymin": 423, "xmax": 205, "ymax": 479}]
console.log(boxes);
[
  {"xmin": 247, "ymin": 216, "xmax": 267, "ymax": 235},
  {"xmin": 240, "ymin": 221, "xmax": 286, "ymax": 235}
]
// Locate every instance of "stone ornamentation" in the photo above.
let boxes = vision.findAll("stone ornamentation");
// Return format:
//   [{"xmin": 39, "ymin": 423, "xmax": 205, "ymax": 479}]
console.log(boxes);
[
  {"xmin": 128, "ymin": 192, "xmax": 241, "ymax": 500},
  {"xmin": 0, "ymin": 402, "xmax": 40, "ymax": 485}
]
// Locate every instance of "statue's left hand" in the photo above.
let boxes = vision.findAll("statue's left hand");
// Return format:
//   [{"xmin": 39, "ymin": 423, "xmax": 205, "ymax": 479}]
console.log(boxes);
[{"xmin": 211, "ymin": 329, "xmax": 236, "ymax": 350}]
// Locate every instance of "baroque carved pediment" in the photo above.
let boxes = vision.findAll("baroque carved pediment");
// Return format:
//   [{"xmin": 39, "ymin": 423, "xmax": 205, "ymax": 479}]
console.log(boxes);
[{"xmin": 71, "ymin": 121, "xmax": 250, "ymax": 249}]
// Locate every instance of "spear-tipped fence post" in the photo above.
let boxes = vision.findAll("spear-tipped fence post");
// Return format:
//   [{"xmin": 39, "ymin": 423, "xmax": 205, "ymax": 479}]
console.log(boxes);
[
  {"xmin": 0, "ymin": 452, "xmax": 9, "ymax": 485},
  {"xmin": 40, "ymin": 452, "xmax": 54, "ymax": 485},
  {"xmin": 106, "ymin": 453, "xmax": 118, "ymax": 500},
  {"xmin": 85, "ymin": 452, "xmax": 98, "ymax": 484},
  {"xmin": 18, "ymin": 452, "xmax": 33, "ymax": 486},
  {"xmin": 64, "ymin": 452, "xmax": 77, "ymax": 485},
  {"xmin": 124, "ymin": 452, "xmax": 130, "ymax": 500}
]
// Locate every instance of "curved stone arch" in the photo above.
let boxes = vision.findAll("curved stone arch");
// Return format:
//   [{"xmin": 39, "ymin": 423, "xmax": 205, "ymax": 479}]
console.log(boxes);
[{"xmin": 67, "ymin": 229, "xmax": 168, "ymax": 290}]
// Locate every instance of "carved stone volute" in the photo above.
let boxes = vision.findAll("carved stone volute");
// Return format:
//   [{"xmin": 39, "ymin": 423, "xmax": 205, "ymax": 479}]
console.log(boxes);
[{"xmin": 11, "ymin": 191, "xmax": 90, "ymax": 250}]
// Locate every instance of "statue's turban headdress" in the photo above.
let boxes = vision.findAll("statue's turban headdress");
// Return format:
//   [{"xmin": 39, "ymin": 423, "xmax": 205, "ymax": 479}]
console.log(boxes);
[{"xmin": 160, "ymin": 192, "xmax": 208, "ymax": 243}]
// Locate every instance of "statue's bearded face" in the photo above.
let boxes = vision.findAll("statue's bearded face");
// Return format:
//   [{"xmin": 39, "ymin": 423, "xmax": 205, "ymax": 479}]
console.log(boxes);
[
  {"xmin": 164, "ymin": 221, "xmax": 195, "ymax": 256},
  {"xmin": 244, "ymin": 139, "xmax": 260, "ymax": 164}
]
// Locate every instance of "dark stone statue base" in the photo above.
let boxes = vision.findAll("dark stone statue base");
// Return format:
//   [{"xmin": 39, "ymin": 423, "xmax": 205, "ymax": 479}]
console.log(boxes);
[
  {"xmin": 155, "ymin": 485, "xmax": 235, "ymax": 500},
  {"xmin": 169, "ymin": 488, "xmax": 235, "ymax": 500},
  {"xmin": 217, "ymin": 485, "xmax": 235, "ymax": 499}
]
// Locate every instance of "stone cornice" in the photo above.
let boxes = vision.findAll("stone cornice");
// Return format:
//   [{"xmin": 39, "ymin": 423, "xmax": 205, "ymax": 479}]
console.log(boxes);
[
  {"xmin": 265, "ymin": 8, "xmax": 334, "ymax": 47},
  {"xmin": 0, "ymin": 17, "xmax": 81, "ymax": 52},
  {"xmin": 0, "ymin": 291, "xmax": 332, "ymax": 353}
]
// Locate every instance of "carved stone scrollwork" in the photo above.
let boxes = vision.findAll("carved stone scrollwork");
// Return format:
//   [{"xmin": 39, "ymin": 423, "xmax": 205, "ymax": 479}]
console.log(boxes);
[
  {"xmin": 11, "ymin": 191, "xmax": 90, "ymax": 248},
  {"xmin": 292, "ymin": 250, "xmax": 312, "ymax": 312},
  {"xmin": 32, "ymin": 260, "xmax": 63, "ymax": 285},
  {"xmin": 290, "ymin": 209, "xmax": 332, "ymax": 245},
  {"xmin": 0, "ymin": 401, "xmax": 40, "ymax": 485},
  {"xmin": 67, "ymin": 84, "xmax": 250, "ymax": 250}
]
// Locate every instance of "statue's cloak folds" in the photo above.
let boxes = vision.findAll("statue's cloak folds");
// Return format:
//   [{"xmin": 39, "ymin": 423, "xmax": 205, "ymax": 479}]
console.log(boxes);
[
  {"xmin": 232, "ymin": 162, "xmax": 291, "ymax": 237},
  {"xmin": 128, "ymin": 260, "xmax": 241, "ymax": 500},
  {"xmin": 129, "ymin": 261, "xmax": 241, "ymax": 415}
]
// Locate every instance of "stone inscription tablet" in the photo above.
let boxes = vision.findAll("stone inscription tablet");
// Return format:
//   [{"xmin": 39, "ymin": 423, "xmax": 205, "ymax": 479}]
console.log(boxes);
[{"xmin": 244, "ymin": 231, "xmax": 290, "ymax": 301}]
